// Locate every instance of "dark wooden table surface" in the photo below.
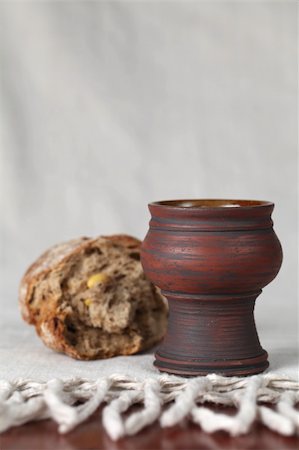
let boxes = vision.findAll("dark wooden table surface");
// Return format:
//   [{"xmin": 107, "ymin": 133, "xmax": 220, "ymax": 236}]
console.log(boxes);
[{"xmin": 1, "ymin": 405, "xmax": 299, "ymax": 450}]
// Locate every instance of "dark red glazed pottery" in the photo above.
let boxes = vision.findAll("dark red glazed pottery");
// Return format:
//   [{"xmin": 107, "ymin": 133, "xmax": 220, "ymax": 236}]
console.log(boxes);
[{"xmin": 141, "ymin": 199, "xmax": 283, "ymax": 376}]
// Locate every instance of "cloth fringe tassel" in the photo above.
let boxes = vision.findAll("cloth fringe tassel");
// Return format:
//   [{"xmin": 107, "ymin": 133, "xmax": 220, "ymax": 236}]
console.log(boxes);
[{"xmin": 0, "ymin": 373, "xmax": 298, "ymax": 439}]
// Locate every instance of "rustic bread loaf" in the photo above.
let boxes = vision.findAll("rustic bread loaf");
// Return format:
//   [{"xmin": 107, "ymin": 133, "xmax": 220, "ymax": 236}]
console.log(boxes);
[{"xmin": 19, "ymin": 235, "xmax": 168, "ymax": 360}]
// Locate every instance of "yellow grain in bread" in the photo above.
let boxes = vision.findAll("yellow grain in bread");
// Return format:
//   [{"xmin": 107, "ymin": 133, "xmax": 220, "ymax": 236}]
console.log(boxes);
[{"xmin": 87, "ymin": 272, "xmax": 110, "ymax": 289}]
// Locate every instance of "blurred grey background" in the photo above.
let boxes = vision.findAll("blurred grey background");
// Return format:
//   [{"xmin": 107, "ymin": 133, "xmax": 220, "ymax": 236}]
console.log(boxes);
[{"xmin": 0, "ymin": 1, "xmax": 297, "ymax": 341}]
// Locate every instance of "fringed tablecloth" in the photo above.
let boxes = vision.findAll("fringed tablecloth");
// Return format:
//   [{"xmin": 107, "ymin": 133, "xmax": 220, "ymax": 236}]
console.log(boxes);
[{"xmin": 0, "ymin": 313, "xmax": 298, "ymax": 440}]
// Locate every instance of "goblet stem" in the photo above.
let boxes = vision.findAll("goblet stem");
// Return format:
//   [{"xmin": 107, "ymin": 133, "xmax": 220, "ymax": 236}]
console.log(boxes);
[{"xmin": 155, "ymin": 290, "xmax": 269, "ymax": 376}]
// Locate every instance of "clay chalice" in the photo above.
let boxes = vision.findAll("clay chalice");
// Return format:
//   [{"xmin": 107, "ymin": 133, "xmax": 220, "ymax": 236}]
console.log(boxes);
[{"xmin": 141, "ymin": 199, "xmax": 283, "ymax": 376}]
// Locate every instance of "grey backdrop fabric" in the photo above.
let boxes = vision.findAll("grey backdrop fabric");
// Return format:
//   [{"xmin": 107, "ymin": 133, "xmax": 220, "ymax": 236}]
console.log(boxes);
[{"xmin": 0, "ymin": 1, "xmax": 297, "ymax": 380}]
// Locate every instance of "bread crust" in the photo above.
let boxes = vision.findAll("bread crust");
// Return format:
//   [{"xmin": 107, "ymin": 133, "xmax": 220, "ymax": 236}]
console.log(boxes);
[{"xmin": 19, "ymin": 235, "xmax": 167, "ymax": 360}]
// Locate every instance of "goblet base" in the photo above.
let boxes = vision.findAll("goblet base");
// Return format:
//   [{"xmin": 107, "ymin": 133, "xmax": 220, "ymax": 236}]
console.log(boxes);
[{"xmin": 154, "ymin": 350, "xmax": 269, "ymax": 377}]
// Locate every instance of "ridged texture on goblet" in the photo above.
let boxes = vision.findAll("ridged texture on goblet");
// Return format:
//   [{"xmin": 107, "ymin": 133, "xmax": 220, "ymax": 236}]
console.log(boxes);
[{"xmin": 141, "ymin": 200, "xmax": 283, "ymax": 376}]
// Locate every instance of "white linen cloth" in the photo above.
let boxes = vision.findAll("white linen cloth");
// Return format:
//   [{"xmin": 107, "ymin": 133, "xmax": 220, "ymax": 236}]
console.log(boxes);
[
  {"xmin": 0, "ymin": 310, "xmax": 298, "ymax": 439},
  {"xmin": 0, "ymin": 312, "xmax": 298, "ymax": 381}
]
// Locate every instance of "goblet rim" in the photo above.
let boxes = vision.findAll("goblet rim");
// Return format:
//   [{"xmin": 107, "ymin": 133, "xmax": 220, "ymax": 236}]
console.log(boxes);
[{"xmin": 149, "ymin": 199, "xmax": 274, "ymax": 209}]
